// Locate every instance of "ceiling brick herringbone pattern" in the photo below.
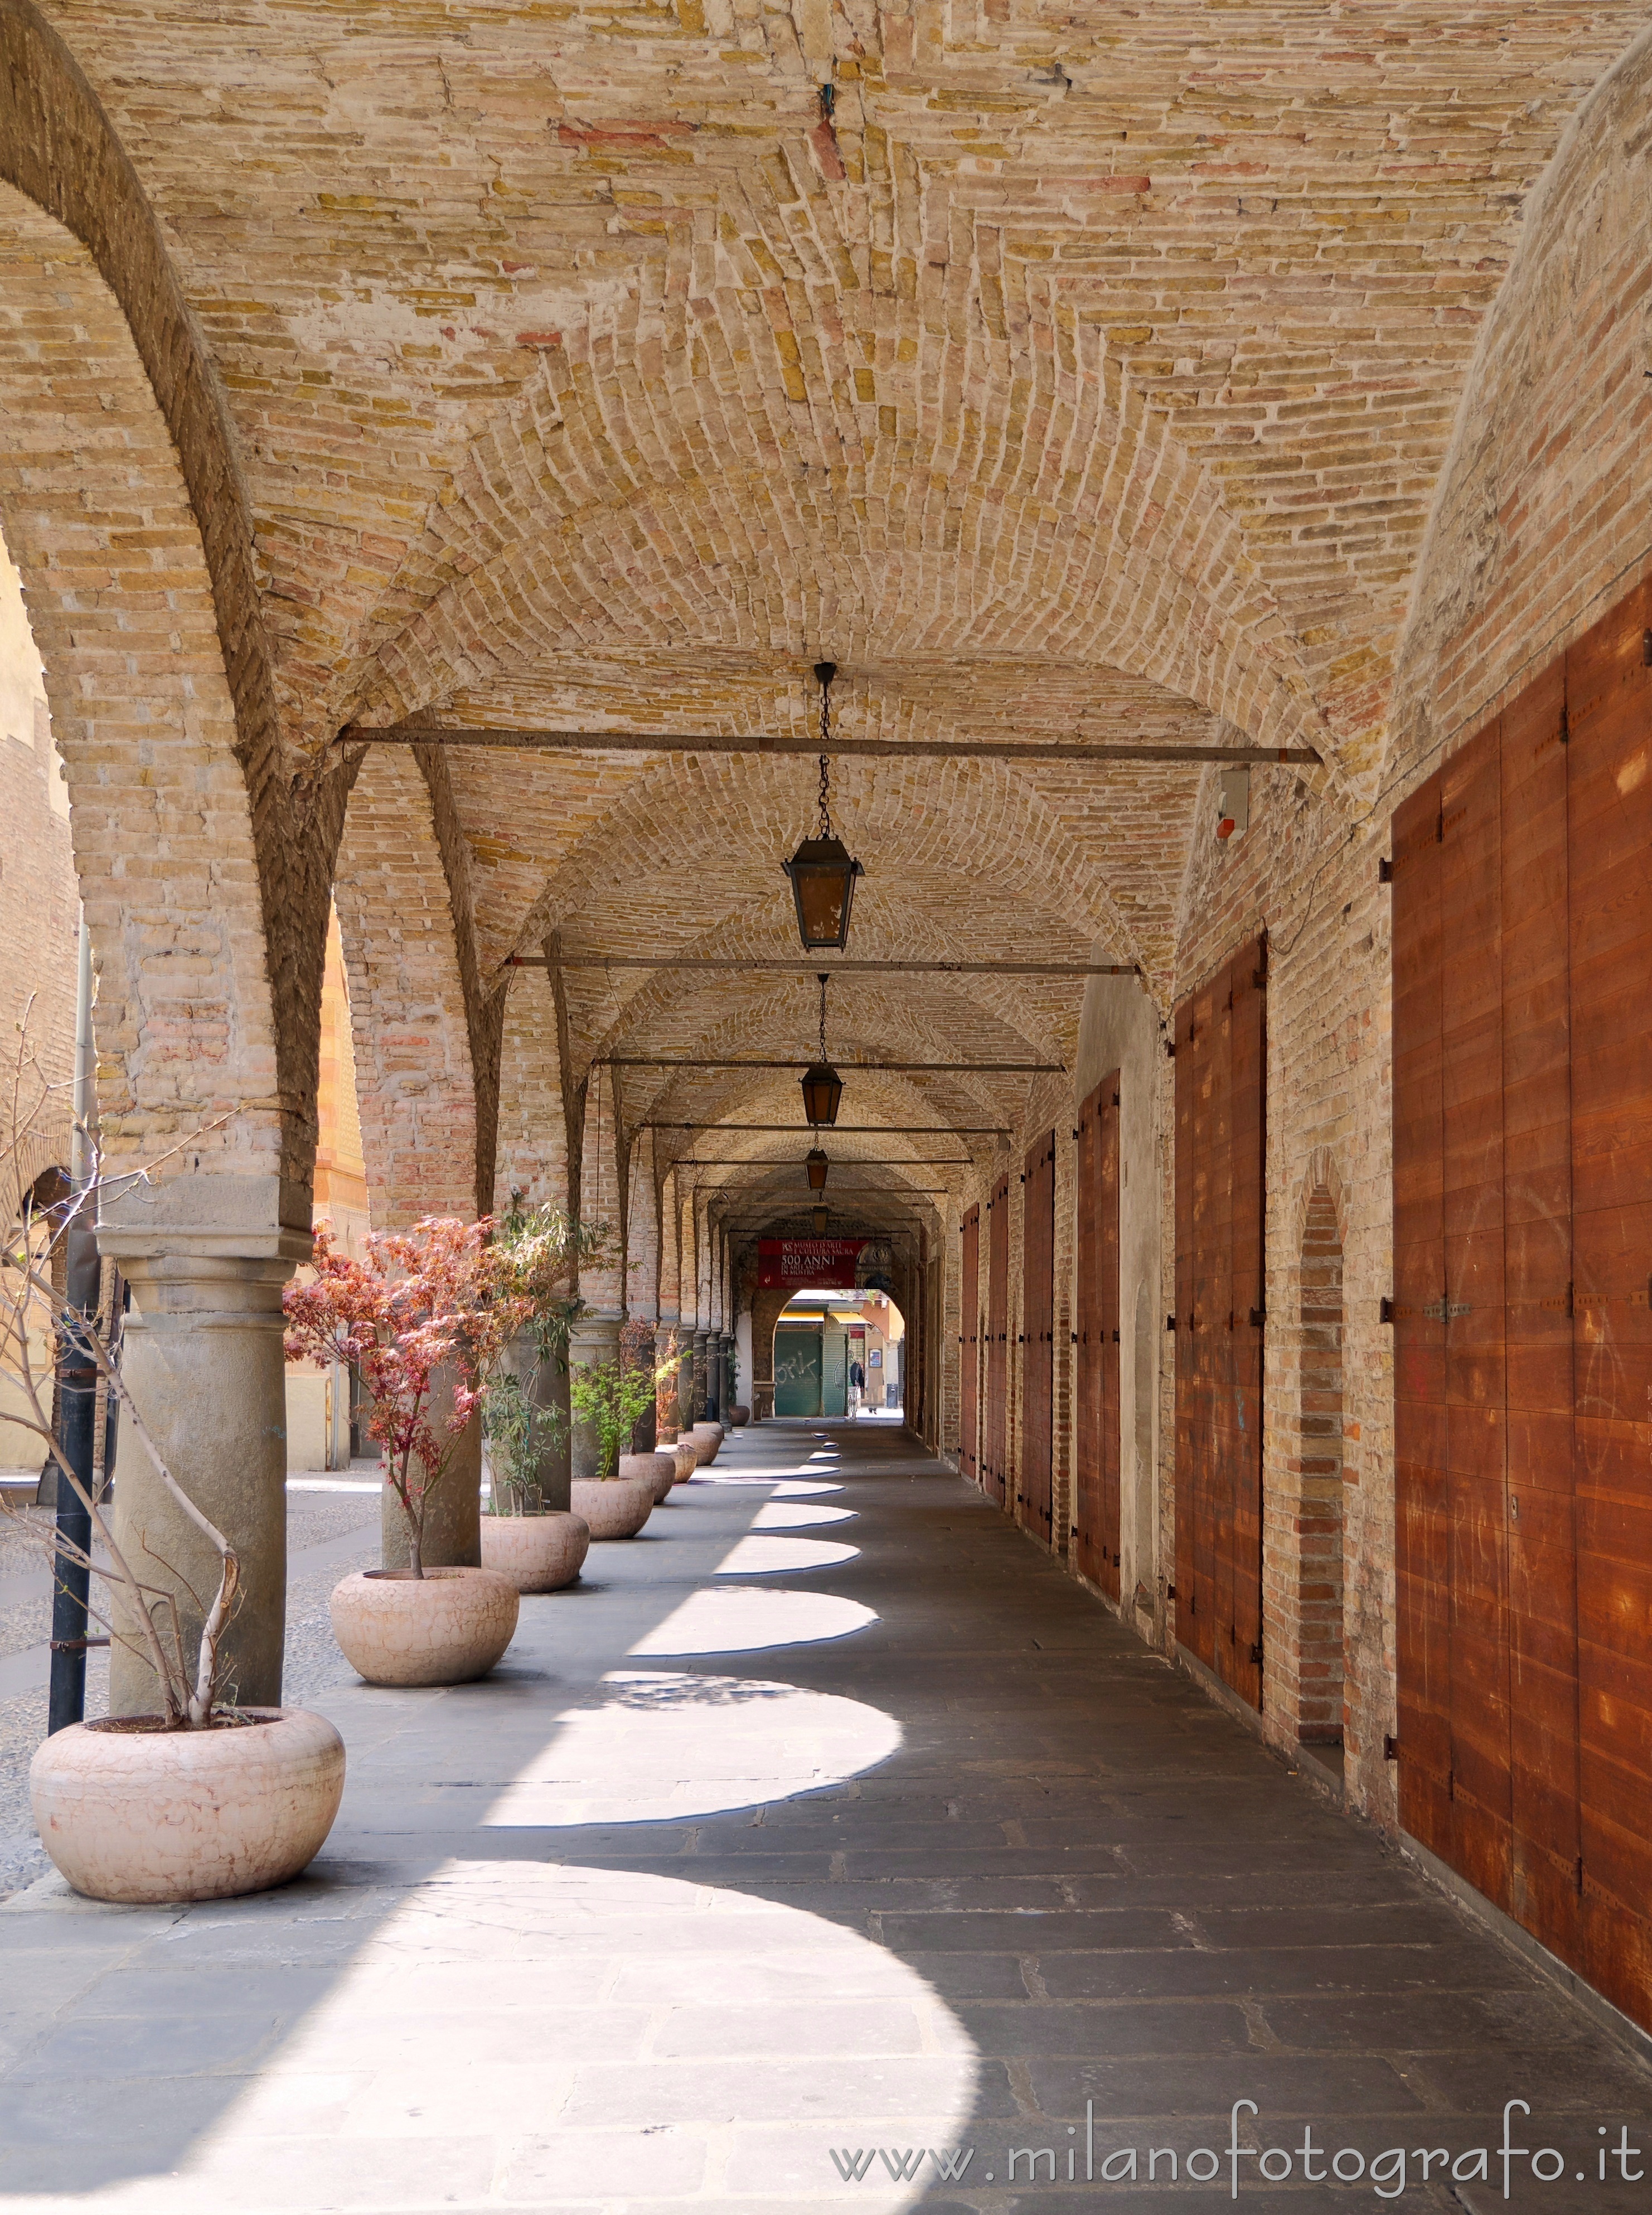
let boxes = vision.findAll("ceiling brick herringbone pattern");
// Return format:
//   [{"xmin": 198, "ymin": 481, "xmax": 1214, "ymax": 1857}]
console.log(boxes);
[{"xmin": 35, "ymin": 0, "xmax": 1643, "ymax": 1217}]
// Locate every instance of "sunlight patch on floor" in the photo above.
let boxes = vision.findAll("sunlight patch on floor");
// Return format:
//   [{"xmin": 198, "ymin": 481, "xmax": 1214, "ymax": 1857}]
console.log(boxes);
[
  {"xmin": 481, "ymin": 1671, "xmax": 899, "ymax": 1827},
  {"xmin": 713, "ymin": 1535, "xmax": 859, "ymax": 1578},
  {"xmin": 749, "ymin": 1501, "xmax": 856, "ymax": 1531},
  {"xmin": 626, "ymin": 1586, "xmax": 878, "ymax": 1657},
  {"xmin": 59, "ymin": 1861, "xmax": 975, "ymax": 2213}
]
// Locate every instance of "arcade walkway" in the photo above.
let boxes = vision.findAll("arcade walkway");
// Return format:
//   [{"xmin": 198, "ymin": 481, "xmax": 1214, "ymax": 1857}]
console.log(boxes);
[{"xmin": 1, "ymin": 1425, "xmax": 1647, "ymax": 2212}]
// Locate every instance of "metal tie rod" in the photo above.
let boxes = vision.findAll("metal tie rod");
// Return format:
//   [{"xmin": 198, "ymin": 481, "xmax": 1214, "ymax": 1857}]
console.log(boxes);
[
  {"xmin": 646, "ymin": 1122, "xmax": 1007, "ymax": 1134},
  {"xmin": 340, "ymin": 722, "xmax": 1317, "ymax": 767},
  {"xmin": 601, "ymin": 1057, "xmax": 1064, "ymax": 1073},
  {"xmin": 512, "ymin": 955, "xmax": 1135, "ymax": 977}
]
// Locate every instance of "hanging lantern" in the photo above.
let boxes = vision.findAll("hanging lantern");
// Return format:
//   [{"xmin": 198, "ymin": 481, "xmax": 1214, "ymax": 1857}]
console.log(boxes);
[
  {"xmin": 806, "ymin": 1147, "xmax": 829, "ymax": 1192},
  {"xmin": 812, "ymin": 1205, "xmax": 829, "ymax": 1237},
  {"xmin": 801, "ymin": 973, "xmax": 844, "ymax": 1128},
  {"xmin": 782, "ymin": 661, "xmax": 863, "ymax": 951}
]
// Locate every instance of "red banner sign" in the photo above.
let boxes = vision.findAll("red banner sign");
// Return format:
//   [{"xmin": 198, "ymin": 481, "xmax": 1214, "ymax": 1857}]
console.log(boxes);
[{"xmin": 758, "ymin": 1236, "xmax": 893, "ymax": 1292}]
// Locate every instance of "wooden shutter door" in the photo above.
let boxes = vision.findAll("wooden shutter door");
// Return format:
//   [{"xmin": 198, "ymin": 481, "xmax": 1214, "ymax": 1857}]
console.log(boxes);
[
  {"xmin": 1500, "ymin": 658, "xmax": 1578, "ymax": 1965},
  {"xmin": 1174, "ymin": 995, "xmax": 1198, "ymax": 1651},
  {"xmin": 1075, "ymin": 1080, "xmax": 1120, "ymax": 1592},
  {"xmin": 1098, "ymin": 1078, "xmax": 1122, "ymax": 1598},
  {"xmin": 1393, "ymin": 763, "xmax": 1452, "ymax": 1861},
  {"xmin": 1568, "ymin": 581, "xmax": 1652, "ymax": 2023},
  {"xmin": 1174, "ymin": 941, "xmax": 1266, "ymax": 1703},
  {"xmin": 1021, "ymin": 1133, "xmax": 1055, "ymax": 1540},
  {"xmin": 1074, "ymin": 1084, "xmax": 1103, "ymax": 1584},
  {"xmin": 1225, "ymin": 949, "xmax": 1266, "ymax": 1707},
  {"xmin": 960, "ymin": 1207, "xmax": 980, "ymax": 1486},
  {"xmin": 1391, "ymin": 577, "xmax": 1652, "ymax": 2034},
  {"xmin": 985, "ymin": 1174, "xmax": 1009, "ymax": 1505},
  {"xmin": 1441, "ymin": 720, "xmax": 1514, "ymax": 1911}
]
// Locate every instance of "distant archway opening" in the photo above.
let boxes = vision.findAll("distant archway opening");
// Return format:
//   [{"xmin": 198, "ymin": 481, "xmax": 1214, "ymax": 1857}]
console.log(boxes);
[{"xmin": 771, "ymin": 1289, "xmax": 905, "ymax": 1420}]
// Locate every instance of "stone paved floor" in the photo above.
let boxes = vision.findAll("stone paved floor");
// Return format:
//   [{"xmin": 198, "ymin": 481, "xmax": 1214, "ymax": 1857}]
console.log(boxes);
[{"xmin": 1, "ymin": 1423, "xmax": 1649, "ymax": 2211}]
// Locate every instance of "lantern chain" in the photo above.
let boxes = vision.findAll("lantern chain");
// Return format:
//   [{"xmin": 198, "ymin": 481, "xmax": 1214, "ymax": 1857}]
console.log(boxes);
[
  {"xmin": 817, "ymin": 665, "xmax": 834, "ymax": 838},
  {"xmin": 818, "ymin": 971, "xmax": 830, "ymax": 1062}
]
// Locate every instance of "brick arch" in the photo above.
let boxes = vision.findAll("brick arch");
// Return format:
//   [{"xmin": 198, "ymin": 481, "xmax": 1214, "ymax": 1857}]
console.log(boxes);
[
  {"xmin": 0, "ymin": 186, "xmax": 286, "ymax": 1192},
  {"xmin": 0, "ymin": 8, "xmax": 337, "ymax": 1212},
  {"xmin": 1386, "ymin": 22, "xmax": 1652, "ymax": 797}
]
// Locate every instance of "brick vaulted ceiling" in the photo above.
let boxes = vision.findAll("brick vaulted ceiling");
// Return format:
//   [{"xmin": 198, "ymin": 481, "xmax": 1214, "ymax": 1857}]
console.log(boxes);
[{"xmin": 36, "ymin": 0, "xmax": 1645, "ymax": 1205}]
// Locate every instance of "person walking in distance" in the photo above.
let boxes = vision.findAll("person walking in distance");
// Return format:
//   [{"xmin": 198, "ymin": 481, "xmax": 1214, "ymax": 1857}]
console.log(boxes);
[{"xmin": 848, "ymin": 1355, "xmax": 866, "ymax": 1418}]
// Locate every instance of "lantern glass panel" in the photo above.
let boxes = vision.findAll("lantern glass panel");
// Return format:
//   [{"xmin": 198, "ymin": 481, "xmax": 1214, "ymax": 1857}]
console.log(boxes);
[
  {"xmin": 806, "ymin": 1149, "xmax": 829, "ymax": 1191},
  {"xmin": 800, "ymin": 1062, "xmax": 843, "ymax": 1127},
  {"xmin": 782, "ymin": 838, "xmax": 863, "ymax": 952}
]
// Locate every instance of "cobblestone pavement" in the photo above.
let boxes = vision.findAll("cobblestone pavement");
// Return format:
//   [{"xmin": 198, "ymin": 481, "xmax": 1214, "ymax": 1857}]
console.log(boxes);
[{"xmin": 0, "ymin": 1426, "xmax": 1648, "ymax": 2212}]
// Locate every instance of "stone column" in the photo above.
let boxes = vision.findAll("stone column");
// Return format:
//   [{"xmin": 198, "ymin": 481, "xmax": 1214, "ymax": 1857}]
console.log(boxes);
[
  {"xmin": 570, "ymin": 1313, "xmax": 621, "ymax": 1477},
  {"xmin": 381, "ymin": 1369, "xmax": 482, "ymax": 1570},
  {"xmin": 692, "ymin": 1329, "xmax": 710, "ymax": 1423},
  {"xmin": 656, "ymin": 1322, "xmax": 680, "ymax": 1443},
  {"xmin": 489, "ymin": 1324, "xmax": 570, "ymax": 1514},
  {"xmin": 716, "ymin": 1332, "xmax": 732, "ymax": 1426},
  {"xmin": 99, "ymin": 1187, "xmax": 307, "ymax": 1717},
  {"xmin": 677, "ymin": 1341, "xmax": 694, "ymax": 1432}
]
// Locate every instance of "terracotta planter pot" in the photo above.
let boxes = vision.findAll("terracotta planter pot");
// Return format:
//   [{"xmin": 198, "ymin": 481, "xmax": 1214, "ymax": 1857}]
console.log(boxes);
[
  {"xmin": 30, "ymin": 1707, "xmax": 345, "ymax": 1906},
  {"xmin": 480, "ymin": 1511, "xmax": 590, "ymax": 1593},
  {"xmin": 670, "ymin": 1440, "xmax": 698, "ymax": 1485},
  {"xmin": 619, "ymin": 1450, "xmax": 676, "ymax": 1503},
  {"xmin": 729, "ymin": 1405, "xmax": 750, "ymax": 1426},
  {"xmin": 689, "ymin": 1422, "xmax": 723, "ymax": 1466},
  {"xmin": 569, "ymin": 1476, "xmax": 655, "ymax": 1539},
  {"xmin": 330, "ymin": 1566, "xmax": 520, "ymax": 1688}
]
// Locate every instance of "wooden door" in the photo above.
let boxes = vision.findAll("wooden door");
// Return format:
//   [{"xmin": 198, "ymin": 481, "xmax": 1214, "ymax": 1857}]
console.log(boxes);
[
  {"xmin": 1568, "ymin": 582, "xmax": 1652, "ymax": 2023},
  {"xmin": 984, "ymin": 1174, "xmax": 1010, "ymax": 1505},
  {"xmin": 1225, "ymin": 947, "xmax": 1266, "ymax": 1709},
  {"xmin": 1392, "ymin": 575, "xmax": 1652, "ymax": 2034},
  {"xmin": 1075, "ymin": 1075, "xmax": 1122, "ymax": 1595},
  {"xmin": 1021, "ymin": 1132, "xmax": 1055, "ymax": 1540},
  {"xmin": 960, "ymin": 1207, "xmax": 980, "ymax": 1484},
  {"xmin": 1173, "ymin": 935, "xmax": 1267, "ymax": 1706},
  {"xmin": 1393, "ymin": 763, "xmax": 1452, "ymax": 1860}
]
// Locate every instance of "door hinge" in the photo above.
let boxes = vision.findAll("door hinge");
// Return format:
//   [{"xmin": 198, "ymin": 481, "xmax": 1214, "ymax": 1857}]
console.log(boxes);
[
  {"xmin": 1165, "ymin": 1582, "xmax": 1178, "ymax": 1599},
  {"xmin": 1166, "ymin": 1040, "xmax": 1176, "ymax": 1058},
  {"xmin": 1112, "ymin": 1328, "xmax": 1120, "ymax": 1343},
  {"xmin": 1383, "ymin": 1733, "xmax": 1399, "ymax": 1762},
  {"xmin": 1248, "ymin": 1305, "xmax": 1266, "ymax": 1328},
  {"xmin": 1379, "ymin": 855, "xmax": 1393, "ymax": 883},
  {"xmin": 1380, "ymin": 1296, "xmax": 1396, "ymax": 1324},
  {"xmin": 1166, "ymin": 1313, "xmax": 1176, "ymax": 1332},
  {"xmin": 1249, "ymin": 1640, "xmax": 1264, "ymax": 1666}
]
